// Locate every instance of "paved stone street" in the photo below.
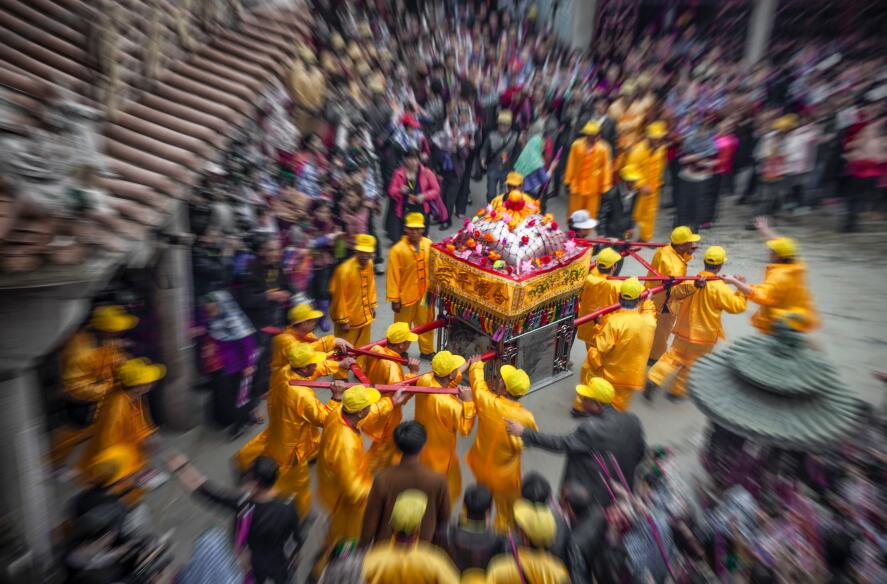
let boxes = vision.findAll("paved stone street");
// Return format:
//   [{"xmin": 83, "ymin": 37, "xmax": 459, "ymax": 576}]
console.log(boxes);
[{"xmin": 53, "ymin": 183, "xmax": 887, "ymax": 581}]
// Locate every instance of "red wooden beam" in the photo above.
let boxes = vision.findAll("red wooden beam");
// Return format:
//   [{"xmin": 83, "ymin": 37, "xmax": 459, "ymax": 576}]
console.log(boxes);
[
  {"xmin": 576, "ymin": 237, "xmax": 666, "ymax": 249},
  {"xmin": 395, "ymin": 350, "xmax": 498, "ymax": 386},
  {"xmin": 344, "ymin": 346, "xmax": 409, "ymax": 364},
  {"xmin": 292, "ymin": 379, "xmax": 458, "ymax": 395},
  {"xmin": 573, "ymin": 284, "xmax": 666, "ymax": 326},
  {"xmin": 356, "ymin": 318, "xmax": 448, "ymax": 352}
]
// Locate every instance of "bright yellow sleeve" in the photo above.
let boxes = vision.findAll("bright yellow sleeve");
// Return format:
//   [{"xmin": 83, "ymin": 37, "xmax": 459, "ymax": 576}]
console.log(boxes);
[
  {"xmin": 750, "ymin": 274, "xmax": 779, "ymax": 307},
  {"xmin": 564, "ymin": 141, "xmax": 578, "ymax": 187},
  {"xmin": 314, "ymin": 359, "xmax": 341, "ymax": 378},
  {"xmin": 314, "ymin": 335, "xmax": 336, "ymax": 353},
  {"xmin": 386, "ymin": 246, "xmax": 403, "ymax": 303},
  {"xmin": 671, "ymin": 280, "xmax": 697, "ymax": 301},
  {"xmin": 468, "ymin": 361, "xmax": 496, "ymax": 413},
  {"xmin": 338, "ymin": 443, "xmax": 372, "ymax": 505},
  {"xmin": 294, "ymin": 388, "xmax": 331, "ymax": 428},
  {"xmin": 716, "ymin": 283, "xmax": 748, "ymax": 314},
  {"xmin": 358, "ymin": 396, "xmax": 395, "ymax": 434}
]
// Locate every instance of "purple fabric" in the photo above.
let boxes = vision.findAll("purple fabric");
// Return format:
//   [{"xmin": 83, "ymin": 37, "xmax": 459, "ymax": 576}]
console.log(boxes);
[{"xmin": 217, "ymin": 335, "xmax": 258, "ymax": 375}]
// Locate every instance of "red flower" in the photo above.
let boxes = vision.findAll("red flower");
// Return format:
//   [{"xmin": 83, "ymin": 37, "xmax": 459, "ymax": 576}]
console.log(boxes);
[
  {"xmin": 490, "ymin": 211, "xmax": 497, "ymax": 218},
  {"xmin": 550, "ymin": 222, "xmax": 559, "ymax": 230},
  {"xmin": 520, "ymin": 235, "xmax": 530, "ymax": 245},
  {"xmin": 568, "ymin": 230, "xmax": 576, "ymax": 238},
  {"xmin": 540, "ymin": 255, "xmax": 552, "ymax": 264},
  {"xmin": 473, "ymin": 230, "xmax": 481, "ymax": 238},
  {"xmin": 527, "ymin": 219, "xmax": 537, "ymax": 227}
]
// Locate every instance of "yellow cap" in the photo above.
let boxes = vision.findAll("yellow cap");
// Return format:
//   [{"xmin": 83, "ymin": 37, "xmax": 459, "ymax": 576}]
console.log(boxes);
[
  {"xmin": 647, "ymin": 121, "xmax": 667, "ymax": 139},
  {"xmin": 118, "ymin": 358, "xmax": 166, "ymax": 388},
  {"xmin": 431, "ymin": 350, "xmax": 466, "ymax": 377},
  {"xmin": 90, "ymin": 305, "xmax": 138, "ymax": 333},
  {"xmin": 386, "ymin": 322, "xmax": 418, "ymax": 344},
  {"xmin": 596, "ymin": 247, "xmax": 622, "ymax": 269},
  {"xmin": 703, "ymin": 245, "xmax": 727, "ymax": 265},
  {"xmin": 354, "ymin": 233, "xmax": 377, "ymax": 253},
  {"xmin": 505, "ymin": 171, "xmax": 524, "ymax": 187},
  {"xmin": 342, "ymin": 384, "xmax": 382, "ymax": 413},
  {"xmin": 286, "ymin": 343, "xmax": 326, "ymax": 369},
  {"xmin": 288, "ymin": 303, "xmax": 324, "ymax": 324},
  {"xmin": 87, "ymin": 444, "xmax": 141, "ymax": 486},
  {"xmin": 500, "ymin": 364, "xmax": 530, "ymax": 396},
  {"xmin": 404, "ymin": 212, "xmax": 426, "ymax": 229},
  {"xmin": 670, "ymin": 226, "xmax": 701, "ymax": 245},
  {"xmin": 460, "ymin": 569, "xmax": 486, "ymax": 584},
  {"xmin": 773, "ymin": 114, "xmax": 798, "ymax": 132},
  {"xmin": 620, "ymin": 164, "xmax": 642, "ymax": 182},
  {"xmin": 513, "ymin": 499, "xmax": 557, "ymax": 547},
  {"xmin": 576, "ymin": 378, "xmax": 614, "ymax": 404},
  {"xmin": 389, "ymin": 489, "xmax": 428, "ymax": 533},
  {"xmin": 766, "ymin": 237, "xmax": 797, "ymax": 259},
  {"xmin": 620, "ymin": 277, "xmax": 644, "ymax": 300},
  {"xmin": 581, "ymin": 120, "xmax": 600, "ymax": 135},
  {"xmin": 497, "ymin": 110, "xmax": 513, "ymax": 125}
]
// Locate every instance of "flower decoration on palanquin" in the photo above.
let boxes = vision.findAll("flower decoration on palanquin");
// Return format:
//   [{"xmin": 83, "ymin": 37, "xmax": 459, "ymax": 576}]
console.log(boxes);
[
  {"xmin": 466, "ymin": 238, "xmax": 476, "ymax": 249},
  {"xmin": 488, "ymin": 251, "xmax": 501, "ymax": 261},
  {"xmin": 520, "ymin": 235, "xmax": 530, "ymax": 246},
  {"xmin": 504, "ymin": 190, "xmax": 526, "ymax": 212}
]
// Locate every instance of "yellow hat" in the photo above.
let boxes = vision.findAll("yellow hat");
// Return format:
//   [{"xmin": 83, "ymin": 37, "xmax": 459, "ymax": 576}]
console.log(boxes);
[
  {"xmin": 500, "ymin": 364, "xmax": 530, "ymax": 397},
  {"xmin": 342, "ymin": 384, "xmax": 382, "ymax": 413},
  {"xmin": 581, "ymin": 120, "xmax": 600, "ymax": 135},
  {"xmin": 288, "ymin": 303, "xmax": 324, "ymax": 324},
  {"xmin": 670, "ymin": 225, "xmax": 701, "ymax": 244},
  {"xmin": 87, "ymin": 444, "xmax": 141, "ymax": 486},
  {"xmin": 596, "ymin": 247, "xmax": 622, "ymax": 269},
  {"xmin": 331, "ymin": 32, "xmax": 345, "ymax": 50},
  {"xmin": 619, "ymin": 277, "xmax": 644, "ymax": 301},
  {"xmin": 766, "ymin": 237, "xmax": 797, "ymax": 258},
  {"xmin": 497, "ymin": 110, "xmax": 513, "ymax": 125},
  {"xmin": 704, "ymin": 245, "xmax": 727, "ymax": 265},
  {"xmin": 404, "ymin": 212, "xmax": 426, "ymax": 229},
  {"xmin": 620, "ymin": 164, "xmax": 642, "ymax": 182},
  {"xmin": 386, "ymin": 322, "xmax": 418, "ymax": 344},
  {"xmin": 118, "ymin": 358, "xmax": 166, "ymax": 388},
  {"xmin": 431, "ymin": 350, "xmax": 465, "ymax": 377},
  {"xmin": 354, "ymin": 233, "xmax": 377, "ymax": 253},
  {"xmin": 576, "ymin": 378, "xmax": 615, "ymax": 404},
  {"xmin": 773, "ymin": 114, "xmax": 798, "ymax": 132},
  {"xmin": 389, "ymin": 489, "xmax": 428, "ymax": 533},
  {"xmin": 505, "ymin": 171, "xmax": 524, "ymax": 187},
  {"xmin": 90, "ymin": 305, "xmax": 138, "ymax": 333},
  {"xmin": 513, "ymin": 499, "xmax": 556, "ymax": 547},
  {"xmin": 286, "ymin": 343, "xmax": 326, "ymax": 369},
  {"xmin": 460, "ymin": 569, "xmax": 486, "ymax": 584},
  {"xmin": 647, "ymin": 121, "xmax": 667, "ymax": 139}
]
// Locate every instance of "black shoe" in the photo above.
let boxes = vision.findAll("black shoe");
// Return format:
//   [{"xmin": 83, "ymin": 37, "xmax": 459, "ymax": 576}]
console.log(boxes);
[
  {"xmin": 643, "ymin": 381, "xmax": 659, "ymax": 402},
  {"xmin": 420, "ymin": 352, "xmax": 435, "ymax": 361}
]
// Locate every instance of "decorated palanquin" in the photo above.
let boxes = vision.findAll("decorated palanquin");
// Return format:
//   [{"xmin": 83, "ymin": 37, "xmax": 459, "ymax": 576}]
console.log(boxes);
[{"xmin": 430, "ymin": 192, "xmax": 592, "ymax": 389}]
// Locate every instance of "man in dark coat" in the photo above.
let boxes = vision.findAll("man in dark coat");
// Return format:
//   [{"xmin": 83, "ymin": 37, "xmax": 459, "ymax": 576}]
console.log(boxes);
[
  {"xmin": 505, "ymin": 378, "xmax": 646, "ymax": 507},
  {"xmin": 598, "ymin": 165, "xmax": 641, "ymax": 240}
]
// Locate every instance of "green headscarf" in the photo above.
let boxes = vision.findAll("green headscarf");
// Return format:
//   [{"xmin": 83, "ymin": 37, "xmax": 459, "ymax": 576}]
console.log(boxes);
[{"xmin": 513, "ymin": 135, "xmax": 545, "ymax": 177}]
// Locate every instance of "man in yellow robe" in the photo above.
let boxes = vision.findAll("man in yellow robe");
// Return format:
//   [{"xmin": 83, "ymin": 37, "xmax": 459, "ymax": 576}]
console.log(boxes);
[
  {"xmin": 646, "ymin": 246, "xmax": 747, "ymax": 401},
  {"xmin": 466, "ymin": 358, "xmax": 537, "ymax": 532},
  {"xmin": 363, "ymin": 323, "xmax": 421, "ymax": 473},
  {"xmin": 387, "ymin": 213, "xmax": 435, "ymax": 359},
  {"xmin": 235, "ymin": 344, "xmax": 346, "ymax": 517},
  {"xmin": 646, "ymin": 226, "xmax": 701, "ymax": 363},
  {"xmin": 490, "ymin": 172, "xmax": 541, "ymax": 213},
  {"xmin": 50, "ymin": 305, "xmax": 135, "ymax": 471},
  {"xmin": 414, "ymin": 351, "xmax": 475, "ymax": 503},
  {"xmin": 269, "ymin": 303, "xmax": 352, "ymax": 379},
  {"xmin": 77, "ymin": 358, "xmax": 165, "ymax": 483},
  {"xmin": 723, "ymin": 227, "xmax": 820, "ymax": 334},
  {"xmin": 564, "ymin": 121, "xmax": 612, "ymax": 218},
  {"xmin": 312, "ymin": 384, "xmax": 406, "ymax": 578},
  {"xmin": 625, "ymin": 121, "xmax": 668, "ymax": 241},
  {"xmin": 485, "ymin": 499, "xmax": 569, "ymax": 583},
  {"xmin": 583, "ymin": 278, "xmax": 657, "ymax": 411},
  {"xmin": 329, "ymin": 233, "xmax": 377, "ymax": 350},
  {"xmin": 362, "ymin": 490, "xmax": 460, "ymax": 584}
]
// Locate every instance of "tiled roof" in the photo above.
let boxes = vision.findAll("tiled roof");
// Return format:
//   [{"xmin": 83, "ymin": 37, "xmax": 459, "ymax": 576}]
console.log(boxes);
[{"xmin": 0, "ymin": 0, "xmax": 309, "ymax": 284}]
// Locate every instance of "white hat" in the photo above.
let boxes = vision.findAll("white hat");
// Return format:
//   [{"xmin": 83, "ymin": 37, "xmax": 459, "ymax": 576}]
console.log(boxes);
[{"xmin": 570, "ymin": 210, "xmax": 598, "ymax": 230}]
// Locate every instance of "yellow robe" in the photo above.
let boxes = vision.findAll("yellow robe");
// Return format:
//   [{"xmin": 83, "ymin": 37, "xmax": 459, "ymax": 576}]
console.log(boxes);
[
  {"xmin": 387, "ymin": 237, "xmax": 435, "ymax": 355},
  {"xmin": 576, "ymin": 267, "xmax": 622, "ymax": 343},
  {"xmin": 749, "ymin": 261, "xmax": 820, "ymax": 333},
  {"xmin": 564, "ymin": 138, "xmax": 612, "ymax": 218},
  {"xmin": 78, "ymin": 389, "xmax": 155, "ymax": 477},
  {"xmin": 362, "ymin": 541, "xmax": 461, "ymax": 584},
  {"xmin": 330, "ymin": 256, "xmax": 377, "ymax": 358},
  {"xmin": 51, "ymin": 331, "xmax": 128, "ymax": 467},
  {"xmin": 625, "ymin": 139, "xmax": 667, "ymax": 242},
  {"xmin": 465, "ymin": 362, "xmax": 537, "ymax": 532},
  {"xmin": 414, "ymin": 373, "xmax": 476, "ymax": 503},
  {"xmin": 485, "ymin": 548, "xmax": 569, "ymax": 584},
  {"xmin": 363, "ymin": 346, "xmax": 408, "ymax": 473},
  {"xmin": 646, "ymin": 244, "xmax": 691, "ymax": 361},
  {"xmin": 584, "ymin": 305, "xmax": 657, "ymax": 411},
  {"xmin": 648, "ymin": 272, "xmax": 747, "ymax": 397},
  {"xmin": 314, "ymin": 399, "xmax": 393, "ymax": 576}
]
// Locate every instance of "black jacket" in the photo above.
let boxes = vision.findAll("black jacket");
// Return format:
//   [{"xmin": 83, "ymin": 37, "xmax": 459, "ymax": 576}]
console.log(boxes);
[
  {"xmin": 598, "ymin": 184, "xmax": 639, "ymax": 239},
  {"xmin": 234, "ymin": 258, "xmax": 291, "ymax": 329},
  {"xmin": 521, "ymin": 406, "xmax": 646, "ymax": 506},
  {"xmin": 192, "ymin": 244, "xmax": 230, "ymax": 300},
  {"xmin": 599, "ymin": 116, "xmax": 618, "ymax": 154}
]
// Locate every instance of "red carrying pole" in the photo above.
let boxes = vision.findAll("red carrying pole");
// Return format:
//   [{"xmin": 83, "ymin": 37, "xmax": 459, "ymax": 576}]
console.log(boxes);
[
  {"xmin": 573, "ymin": 284, "xmax": 665, "ymax": 327},
  {"xmin": 357, "ymin": 318, "xmax": 448, "ymax": 352},
  {"xmin": 605, "ymin": 275, "xmax": 722, "ymax": 282},
  {"xmin": 395, "ymin": 350, "xmax": 498, "ymax": 386},
  {"xmin": 293, "ymin": 379, "xmax": 458, "ymax": 395},
  {"xmin": 626, "ymin": 248, "xmax": 660, "ymax": 276},
  {"xmin": 345, "ymin": 347, "xmax": 409, "ymax": 364},
  {"xmin": 575, "ymin": 237, "xmax": 666, "ymax": 249}
]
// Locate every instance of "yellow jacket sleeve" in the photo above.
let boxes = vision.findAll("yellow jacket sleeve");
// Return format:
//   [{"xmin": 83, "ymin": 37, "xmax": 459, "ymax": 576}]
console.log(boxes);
[
  {"xmin": 564, "ymin": 141, "xmax": 579, "ymax": 187},
  {"xmin": 468, "ymin": 361, "xmax": 497, "ymax": 413},
  {"xmin": 671, "ymin": 281, "xmax": 698, "ymax": 301},
  {"xmin": 386, "ymin": 246, "xmax": 404, "ymax": 303},
  {"xmin": 716, "ymin": 284, "xmax": 748, "ymax": 314},
  {"xmin": 338, "ymin": 446, "xmax": 372, "ymax": 506},
  {"xmin": 295, "ymin": 388, "xmax": 330, "ymax": 428},
  {"xmin": 357, "ymin": 396, "xmax": 396, "ymax": 439},
  {"xmin": 750, "ymin": 277, "xmax": 779, "ymax": 306}
]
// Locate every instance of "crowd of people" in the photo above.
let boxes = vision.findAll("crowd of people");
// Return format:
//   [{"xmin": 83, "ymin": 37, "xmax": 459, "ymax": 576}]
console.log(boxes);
[{"xmin": 45, "ymin": 0, "xmax": 887, "ymax": 583}]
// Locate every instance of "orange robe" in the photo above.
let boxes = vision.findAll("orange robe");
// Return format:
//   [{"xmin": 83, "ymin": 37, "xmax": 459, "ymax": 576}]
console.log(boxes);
[
  {"xmin": 564, "ymin": 138, "xmax": 612, "ymax": 218},
  {"xmin": 363, "ymin": 345, "xmax": 409, "ymax": 473}
]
